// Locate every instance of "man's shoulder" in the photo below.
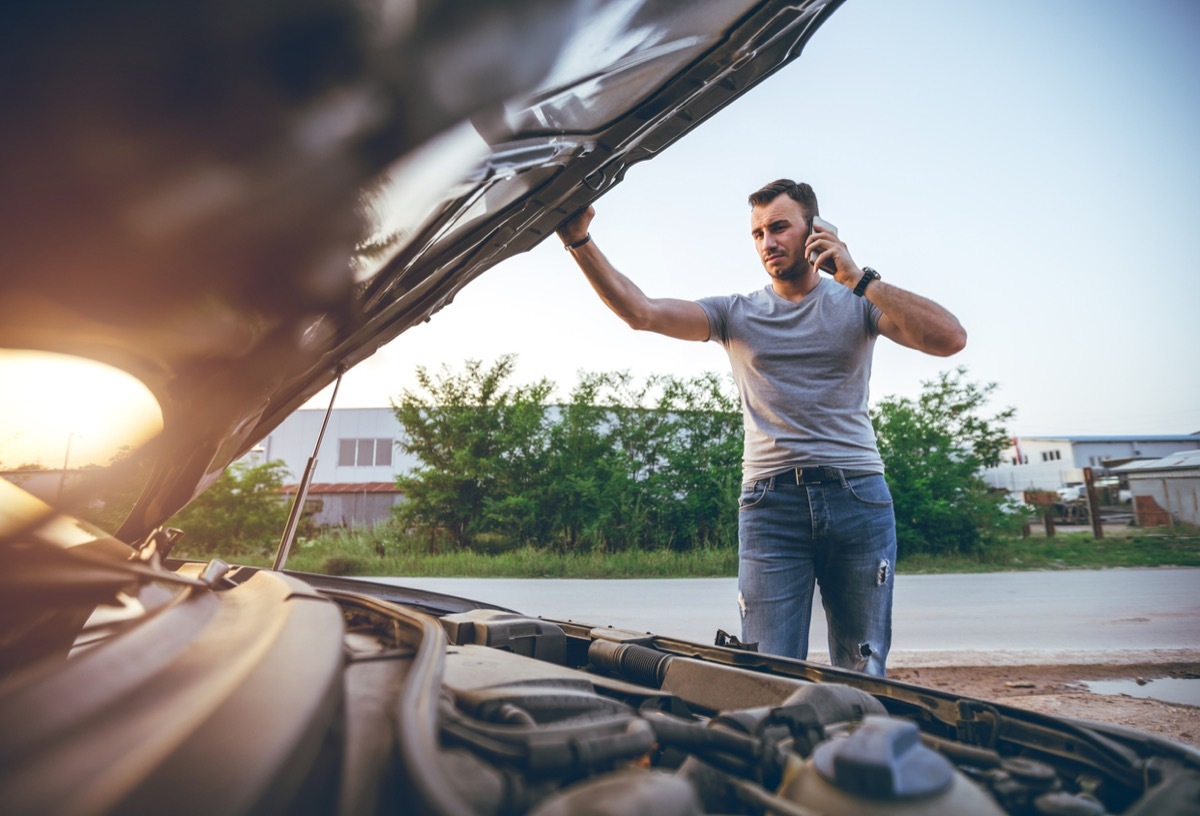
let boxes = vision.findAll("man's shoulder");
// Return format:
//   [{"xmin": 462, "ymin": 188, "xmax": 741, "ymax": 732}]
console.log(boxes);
[{"xmin": 699, "ymin": 285, "xmax": 771, "ymax": 310}]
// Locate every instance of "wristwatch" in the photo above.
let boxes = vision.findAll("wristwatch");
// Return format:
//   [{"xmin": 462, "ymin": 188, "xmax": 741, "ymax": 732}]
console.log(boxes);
[{"xmin": 853, "ymin": 267, "xmax": 880, "ymax": 297}]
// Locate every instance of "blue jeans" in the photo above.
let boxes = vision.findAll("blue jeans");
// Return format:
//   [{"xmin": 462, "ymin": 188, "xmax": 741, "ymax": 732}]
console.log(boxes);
[{"xmin": 737, "ymin": 471, "xmax": 896, "ymax": 676}]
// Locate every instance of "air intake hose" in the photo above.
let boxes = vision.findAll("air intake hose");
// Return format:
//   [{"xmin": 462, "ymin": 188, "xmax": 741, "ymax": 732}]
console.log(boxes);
[{"xmin": 588, "ymin": 640, "xmax": 673, "ymax": 687}]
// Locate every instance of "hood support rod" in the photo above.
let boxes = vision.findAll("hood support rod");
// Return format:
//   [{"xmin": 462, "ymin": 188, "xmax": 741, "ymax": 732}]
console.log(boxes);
[{"xmin": 273, "ymin": 366, "xmax": 344, "ymax": 572}]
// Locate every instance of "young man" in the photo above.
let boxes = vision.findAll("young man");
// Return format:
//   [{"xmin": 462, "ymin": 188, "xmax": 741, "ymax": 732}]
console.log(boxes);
[{"xmin": 558, "ymin": 179, "xmax": 965, "ymax": 675}]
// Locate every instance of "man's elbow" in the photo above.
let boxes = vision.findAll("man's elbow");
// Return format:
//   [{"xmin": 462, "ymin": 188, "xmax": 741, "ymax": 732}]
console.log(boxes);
[
  {"xmin": 622, "ymin": 300, "xmax": 666, "ymax": 333},
  {"xmin": 933, "ymin": 326, "xmax": 967, "ymax": 357},
  {"xmin": 599, "ymin": 298, "xmax": 650, "ymax": 332},
  {"xmin": 623, "ymin": 310, "xmax": 655, "ymax": 333}
]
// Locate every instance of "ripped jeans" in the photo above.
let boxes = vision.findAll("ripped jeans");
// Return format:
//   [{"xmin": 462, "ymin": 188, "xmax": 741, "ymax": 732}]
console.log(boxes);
[{"xmin": 737, "ymin": 470, "xmax": 896, "ymax": 676}]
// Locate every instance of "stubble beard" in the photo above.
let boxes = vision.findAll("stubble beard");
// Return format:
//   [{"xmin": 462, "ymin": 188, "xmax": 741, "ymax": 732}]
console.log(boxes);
[{"xmin": 765, "ymin": 255, "xmax": 809, "ymax": 281}]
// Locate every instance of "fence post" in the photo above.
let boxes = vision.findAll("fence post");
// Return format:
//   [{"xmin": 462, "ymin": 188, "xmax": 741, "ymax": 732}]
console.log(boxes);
[{"xmin": 1083, "ymin": 466, "xmax": 1104, "ymax": 539}]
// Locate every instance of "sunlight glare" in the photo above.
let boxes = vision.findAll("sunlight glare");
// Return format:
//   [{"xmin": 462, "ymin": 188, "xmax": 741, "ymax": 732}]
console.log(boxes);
[{"xmin": 0, "ymin": 350, "xmax": 163, "ymax": 470}]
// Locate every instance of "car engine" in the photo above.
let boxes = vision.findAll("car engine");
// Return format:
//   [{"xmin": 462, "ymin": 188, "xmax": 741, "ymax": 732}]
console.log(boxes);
[
  {"xmin": 3, "ymin": 549, "xmax": 1198, "ymax": 816},
  {"xmin": 327, "ymin": 586, "xmax": 1200, "ymax": 816}
]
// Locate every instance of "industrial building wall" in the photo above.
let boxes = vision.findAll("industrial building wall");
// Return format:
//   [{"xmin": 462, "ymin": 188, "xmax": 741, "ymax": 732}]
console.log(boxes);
[
  {"xmin": 253, "ymin": 407, "xmax": 417, "ymax": 484},
  {"xmin": 1073, "ymin": 439, "xmax": 1200, "ymax": 470},
  {"xmin": 984, "ymin": 436, "xmax": 1200, "ymax": 492},
  {"xmin": 984, "ymin": 438, "xmax": 1077, "ymax": 491},
  {"xmin": 1128, "ymin": 475, "xmax": 1200, "ymax": 528},
  {"xmin": 309, "ymin": 491, "xmax": 402, "ymax": 528}
]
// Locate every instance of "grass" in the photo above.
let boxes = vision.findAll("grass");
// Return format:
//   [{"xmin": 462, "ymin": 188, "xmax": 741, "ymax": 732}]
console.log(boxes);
[
  {"xmin": 181, "ymin": 522, "xmax": 1200, "ymax": 578},
  {"xmin": 898, "ymin": 530, "xmax": 1200, "ymax": 574},
  {"xmin": 276, "ymin": 526, "xmax": 739, "ymax": 577}
]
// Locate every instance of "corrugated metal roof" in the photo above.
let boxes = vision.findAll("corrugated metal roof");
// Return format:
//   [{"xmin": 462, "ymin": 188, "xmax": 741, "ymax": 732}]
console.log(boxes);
[
  {"xmin": 1014, "ymin": 435, "xmax": 1200, "ymax": 443},
  {"xmin": 1112, "ymin": 450, "xmax": 1200, "ymax": 474},
  {"xmin": 281, "ymin": 482, "xmax": 402, "ymax": 494}
]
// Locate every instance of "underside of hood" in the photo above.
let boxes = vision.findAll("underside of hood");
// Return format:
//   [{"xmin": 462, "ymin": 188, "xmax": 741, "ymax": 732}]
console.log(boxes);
[{"xmin": 0, "ymin": 0, "xmax": 844, "ymax": 542}]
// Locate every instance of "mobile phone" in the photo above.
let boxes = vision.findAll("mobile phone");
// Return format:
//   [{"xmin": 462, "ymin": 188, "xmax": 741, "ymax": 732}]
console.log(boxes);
[{"xmin": 809, "ymin": 215, "xmax": 838, "ymax": 273}]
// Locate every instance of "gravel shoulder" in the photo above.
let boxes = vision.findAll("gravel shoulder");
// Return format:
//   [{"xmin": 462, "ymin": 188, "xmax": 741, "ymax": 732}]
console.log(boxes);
[{"xmin": 888, "ymin": 660, "xmax": 1200, "ymax": 748}]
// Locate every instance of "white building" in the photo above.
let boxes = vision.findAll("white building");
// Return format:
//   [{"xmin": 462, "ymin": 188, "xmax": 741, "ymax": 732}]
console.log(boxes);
[
  {"xmin": 983, "ymin": 435, "xmax": 1200, "ymax": 493},
  {"xmin": 247, "ymin": 407, "xmax": 414, "ymax": 528}
]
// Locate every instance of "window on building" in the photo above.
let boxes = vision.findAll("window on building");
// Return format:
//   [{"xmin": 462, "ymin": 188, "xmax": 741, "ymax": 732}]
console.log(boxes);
[{"xmin": 338, "ymin": 438, "xmax": 393, "ymax": 467}]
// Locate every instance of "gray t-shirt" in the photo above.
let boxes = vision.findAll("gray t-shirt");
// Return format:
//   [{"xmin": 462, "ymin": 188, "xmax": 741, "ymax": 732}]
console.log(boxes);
[{"xmin": 697, "ymin": 279, "xmax": 884, "ymax": 483}]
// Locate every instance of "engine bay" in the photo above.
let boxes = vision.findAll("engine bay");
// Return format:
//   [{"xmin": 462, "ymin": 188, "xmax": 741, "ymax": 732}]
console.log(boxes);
[
  {"xmin": 330, "ymin": 589, "xmax": 1200, "ymax": 816},
  {"xmin": 3, "ymin": 554, "xmax": 1198, "ymax": 816}
]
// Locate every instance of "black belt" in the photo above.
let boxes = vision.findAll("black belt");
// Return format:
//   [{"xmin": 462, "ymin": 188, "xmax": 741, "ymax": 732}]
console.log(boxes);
[{"xmin": 771, "ymin": 466, "xmax": 879, "ymax": 485}]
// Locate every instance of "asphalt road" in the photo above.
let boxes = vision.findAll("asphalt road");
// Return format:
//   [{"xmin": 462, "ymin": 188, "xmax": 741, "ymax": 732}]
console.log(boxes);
[{"xmin": 377, "ymin": 568, "xmax": 1200, "ymax": 667}]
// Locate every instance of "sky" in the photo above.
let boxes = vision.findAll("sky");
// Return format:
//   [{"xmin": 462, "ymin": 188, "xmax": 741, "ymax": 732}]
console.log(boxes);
[{"xmin": 312, "ymin": 0, "xmax": 1200, "ymax": 438}]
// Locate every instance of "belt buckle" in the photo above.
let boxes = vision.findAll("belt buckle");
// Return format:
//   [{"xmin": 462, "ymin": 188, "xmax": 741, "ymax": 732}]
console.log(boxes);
[{"xmin": 798, "ymin": 466, "xmax": 824, "ymax": 484}]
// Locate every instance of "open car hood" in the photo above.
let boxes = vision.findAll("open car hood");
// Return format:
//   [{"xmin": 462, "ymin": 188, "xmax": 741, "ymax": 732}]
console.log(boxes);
[
  {"xmin": 6, "ymin": 8, "xmax": 1200, "ymax": 813},
  {"xmin": 0, "ymin": 0, "xmax": 844, "ymax": 543}
]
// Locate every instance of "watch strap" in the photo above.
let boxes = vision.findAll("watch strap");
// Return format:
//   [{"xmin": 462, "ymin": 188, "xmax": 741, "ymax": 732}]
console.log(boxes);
[
  {"xmin": 564, "ymin": 233, "xmax": 592, "ymax": 251},
  {"xmin": 853, "ymin": 267, "xmax": 880, "ymax": 297}
]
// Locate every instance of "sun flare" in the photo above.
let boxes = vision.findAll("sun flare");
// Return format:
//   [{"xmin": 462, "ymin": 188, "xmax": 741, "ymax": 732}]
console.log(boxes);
[{"xmin": 0, "ymin": 350, "xmax": 163, "ymax": 470}]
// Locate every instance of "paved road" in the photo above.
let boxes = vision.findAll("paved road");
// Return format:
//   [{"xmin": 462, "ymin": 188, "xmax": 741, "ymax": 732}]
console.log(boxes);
[{"xmin": 376, "ymin": 568, "xmax": 1200, "ymax": 666}]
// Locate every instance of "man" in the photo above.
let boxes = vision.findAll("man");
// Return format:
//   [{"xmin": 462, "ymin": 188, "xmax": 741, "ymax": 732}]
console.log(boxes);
[{"xmin": 557, "ymin": 179, "xmax": 966, "ymax": 675}]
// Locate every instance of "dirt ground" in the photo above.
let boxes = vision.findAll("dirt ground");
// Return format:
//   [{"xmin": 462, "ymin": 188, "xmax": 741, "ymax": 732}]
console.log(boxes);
[{"xmin": 888, "ymin": 661, "xmax": 1200, "ymax": 748}]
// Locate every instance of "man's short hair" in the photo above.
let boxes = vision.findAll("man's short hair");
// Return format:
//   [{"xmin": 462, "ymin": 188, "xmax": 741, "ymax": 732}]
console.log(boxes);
[{"xmin": 748, "ymin": 179, "xmax": 819, "ymax": 219}]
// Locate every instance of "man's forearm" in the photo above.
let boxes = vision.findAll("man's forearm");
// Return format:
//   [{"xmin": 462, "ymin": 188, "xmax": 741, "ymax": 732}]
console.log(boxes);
[
  {"xmin": 564, "ymin": 237, "xmax": 710, "ymax": 341},
  {"xmin": 567, "ymin": 240, "xmax": 656, "ymax": 330},
  {"xmin": 558, "ymin": 204, "xmax": 709, "ymax": 341},
  {"xmin": 865, "ymin": 279, "xmax": 967, "ymax": 356}
]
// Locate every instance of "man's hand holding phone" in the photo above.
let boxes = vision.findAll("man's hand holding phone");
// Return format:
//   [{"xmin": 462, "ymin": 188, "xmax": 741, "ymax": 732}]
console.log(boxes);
[{"xmin": 807, "ymin": 215, "xmax": 860, "ymax": 285}]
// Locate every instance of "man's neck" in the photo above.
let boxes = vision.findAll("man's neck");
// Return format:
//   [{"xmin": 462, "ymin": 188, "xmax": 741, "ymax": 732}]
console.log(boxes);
[{"xmin": 771, "ymin": 270, "xmax": 822, "ymax": 302}]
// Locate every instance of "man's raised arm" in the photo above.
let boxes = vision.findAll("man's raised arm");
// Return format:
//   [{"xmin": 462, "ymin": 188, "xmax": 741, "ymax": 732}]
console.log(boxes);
[
  {"xmin": 805, "ymin": 219, "xmax": 967, "ymax": 357},
  {"xmin": 558, "ymin": 206, "xmax": 710, "ymax": 342},
  {"xmin": 867, "ymin": 282, "xmax": 967, "ymax": 357}
]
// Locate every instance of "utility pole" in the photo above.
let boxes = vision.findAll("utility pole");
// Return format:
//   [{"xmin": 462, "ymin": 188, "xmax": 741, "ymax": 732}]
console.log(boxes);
[{"xmin": 57, "ymin": 431, "xmax": 75, "ymax": 501}]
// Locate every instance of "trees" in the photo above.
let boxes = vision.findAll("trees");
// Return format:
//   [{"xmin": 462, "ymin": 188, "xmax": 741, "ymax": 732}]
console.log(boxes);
[
  {"xmin": 635, "ymin": 372, "xmax": 742, "ymax": 551},
  {"xmin": 545, "ymin": 370, "xmax": 742, "ymax": 552},
  {"xmin": 871, "ymin": 366, "xmax": 1023, "ymax": 557},
  {"xmin": 167, "ymin": 460, "xmax": 292, "ymax": 556},
  {"xmin": 393, "ymin": 357, "xmax": 1020, "ymax": 559},
  {"xmin": 538, "ymin": 371, "xmax": 631, "ymax": 552},
  {"xmin": 391, "ymin": 356, "xmax": 554, "ymax": 551},
  {"xmin": 391, "ymin": 358, "xmax": 742, "ymax": 553}
]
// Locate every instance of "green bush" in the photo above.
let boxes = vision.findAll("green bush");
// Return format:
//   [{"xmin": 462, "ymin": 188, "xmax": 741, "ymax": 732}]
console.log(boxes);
[
  {"xmin": 168, "ymin": 460, "xmax": 292, "ymax": 558},
  {"xmin": 872, "ymin": 367, "xmax": 1026, "ymax": 558},
  {"xmin": 391, "ymin": 358, "xmax": 742, "ymax": 555}
]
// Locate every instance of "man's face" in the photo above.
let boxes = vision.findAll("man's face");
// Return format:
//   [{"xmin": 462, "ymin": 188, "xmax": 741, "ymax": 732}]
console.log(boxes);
[{"xmin": 750, "ymin": 195, "xmax": 810, "ymax": 281}]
